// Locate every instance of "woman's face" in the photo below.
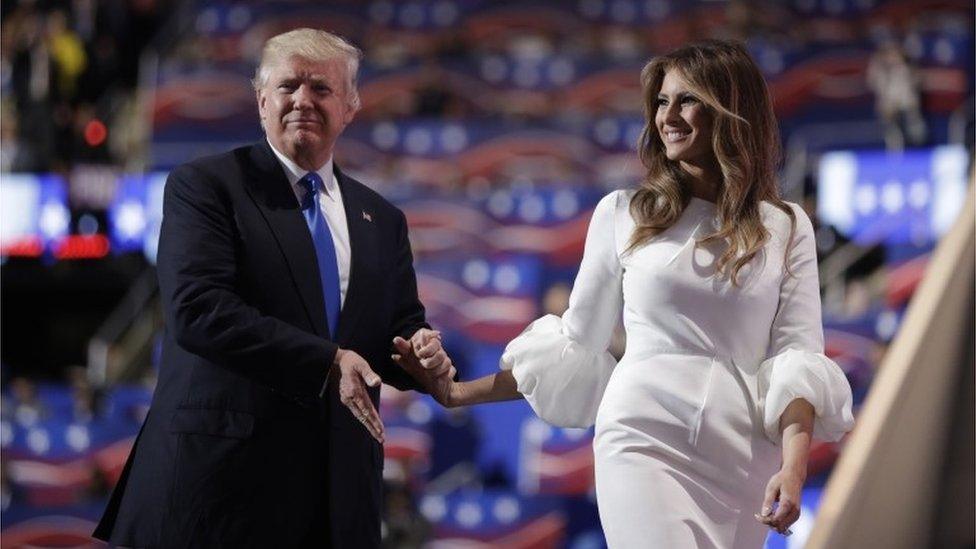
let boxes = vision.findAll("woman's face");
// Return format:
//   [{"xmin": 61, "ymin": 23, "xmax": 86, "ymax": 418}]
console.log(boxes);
[{"xmin": 654, "ymin": 70, "xmax": 714, "ymax": 166}]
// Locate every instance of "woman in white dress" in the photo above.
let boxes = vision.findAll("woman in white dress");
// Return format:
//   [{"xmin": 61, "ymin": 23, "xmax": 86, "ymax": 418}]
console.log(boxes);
[{"xmin": 397, "ymin": 40, "xmax": 854, "ymax": 548}]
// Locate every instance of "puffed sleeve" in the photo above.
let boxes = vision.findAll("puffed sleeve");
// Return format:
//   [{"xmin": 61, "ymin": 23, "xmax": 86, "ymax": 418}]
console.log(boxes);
[
  {"xmin": 499, "ymin": 191, "xmax": 625, "ymax": 428},
  {"xmin": 757, "ymin": 204, "xmax": 855, "ymax": 443}
]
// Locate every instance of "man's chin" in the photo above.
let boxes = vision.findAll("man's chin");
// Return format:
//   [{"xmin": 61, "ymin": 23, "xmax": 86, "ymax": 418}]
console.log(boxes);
[
  {"xmin": 287, "ymin": 133, "xmax": 326, "ymax": 153},
  {"xmin": 293, "ymin": 129, "xmax": 323, "ymax": 141}
]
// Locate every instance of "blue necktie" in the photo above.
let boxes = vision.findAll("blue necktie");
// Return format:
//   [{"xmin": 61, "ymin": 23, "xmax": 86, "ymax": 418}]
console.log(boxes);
[{"xmin": 299, "ymin": 172, "xmax": 341, "ymax": 339}]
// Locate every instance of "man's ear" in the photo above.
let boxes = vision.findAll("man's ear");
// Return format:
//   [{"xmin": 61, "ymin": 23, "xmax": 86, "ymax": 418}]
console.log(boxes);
[
  {"xmin": 343, "ymin": 100, "xmax": 359, "ymax": 125},
  {"xmin": 256, "ymin": 88, "xmax": 266, "ymax": 122}
]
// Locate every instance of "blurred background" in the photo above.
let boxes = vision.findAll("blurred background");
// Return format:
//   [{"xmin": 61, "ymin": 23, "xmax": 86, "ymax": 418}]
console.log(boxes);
[{"xmin": 0, "ymin": 0, "xmax": 973, "ymax": 547}]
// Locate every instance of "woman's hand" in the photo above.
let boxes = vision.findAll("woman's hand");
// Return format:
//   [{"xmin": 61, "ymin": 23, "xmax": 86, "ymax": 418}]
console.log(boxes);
[
  {"xmin": 392, "ymin": 330, "xmax": 457, "ymax": 407},
  {"xmin": 757, "ymin": 397, "xmax": 816, "ymax": 536},
  {"xmin": 755, "ymin": 465, "xmax": 806, "ymax": 535},
  {"xmin": 396, "ymin": 329, "xmax": 523, "ymax": 408},
  {"xmin": 335, "ymin": 349, "xmax": 385, "ymax": 443}
]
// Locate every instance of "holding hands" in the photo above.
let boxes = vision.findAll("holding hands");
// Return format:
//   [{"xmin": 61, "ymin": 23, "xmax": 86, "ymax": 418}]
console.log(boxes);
[
  {"xmin": 335, "ymin": 329, "xmax": 455, "ymax": 443},
  {"xmin": 392, "ymin": 329, "xmax": 456, "ymax": 407}
]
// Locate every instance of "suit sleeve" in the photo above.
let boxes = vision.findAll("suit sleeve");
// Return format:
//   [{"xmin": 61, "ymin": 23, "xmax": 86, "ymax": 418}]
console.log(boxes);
[
  {"xmin": 157, "ymin": 164, "xmax": 336, "ymax": 400},
  {"xmin": 374, "ymin": 209, "xmax": 430, "ymax": 392}
]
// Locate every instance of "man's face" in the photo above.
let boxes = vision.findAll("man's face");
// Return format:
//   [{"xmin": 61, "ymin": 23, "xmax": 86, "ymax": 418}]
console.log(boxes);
[{"xmin": 257, "ymin": 55, "xmax": 358, "ymax": 167}]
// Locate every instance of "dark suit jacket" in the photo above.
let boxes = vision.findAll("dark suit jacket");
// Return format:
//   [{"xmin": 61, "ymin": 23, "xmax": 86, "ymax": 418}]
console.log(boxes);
[{"xmin": 94, "ymin": 140, "xmax": 428, "ymax": 548}]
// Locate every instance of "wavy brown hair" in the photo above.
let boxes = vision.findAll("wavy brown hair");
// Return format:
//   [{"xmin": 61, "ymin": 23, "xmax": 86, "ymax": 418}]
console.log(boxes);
[{"xmin": 628, "ymin": 40, "xmax": 795, "ymax": 285}]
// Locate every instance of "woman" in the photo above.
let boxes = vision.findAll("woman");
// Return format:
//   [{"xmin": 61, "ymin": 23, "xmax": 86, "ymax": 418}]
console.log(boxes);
[{"xmin": 398, "ymin": 40, "xmax": 854, "ymax": 548}]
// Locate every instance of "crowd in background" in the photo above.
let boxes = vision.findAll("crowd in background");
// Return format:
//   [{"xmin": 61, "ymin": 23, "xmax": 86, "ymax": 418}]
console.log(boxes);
[
  {"xmin": 1, "ymin": 0, "xmax": 169, "ymax": 172},
  {"xmin": 3, "ymin": 0, "xmax": 968, "ymax": 173}
]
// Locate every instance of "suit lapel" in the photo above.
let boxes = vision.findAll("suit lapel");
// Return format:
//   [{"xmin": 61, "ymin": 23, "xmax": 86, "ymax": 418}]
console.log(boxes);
[
  {"xmin": 241, "ymin": 141, "xmax": 329, "ymax": 338},
  {"xmin": 334, "ymin": 164, "xmax": 373, "ymax": 346}
]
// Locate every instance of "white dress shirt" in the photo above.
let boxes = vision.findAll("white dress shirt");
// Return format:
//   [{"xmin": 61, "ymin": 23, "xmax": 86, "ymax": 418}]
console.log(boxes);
[{"xmin": 267, "ymin": 140, "xmax": 351, "ymax": 309}]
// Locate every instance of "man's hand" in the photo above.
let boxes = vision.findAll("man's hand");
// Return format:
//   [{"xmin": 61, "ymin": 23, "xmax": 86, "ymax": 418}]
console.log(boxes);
[
  {"xmin": 335, "ymin": 349, "xmax": 384, "ymax": 443},
  {"xmin": 392, "ymin": 329, "xmax": 456, "ymax": 407}
]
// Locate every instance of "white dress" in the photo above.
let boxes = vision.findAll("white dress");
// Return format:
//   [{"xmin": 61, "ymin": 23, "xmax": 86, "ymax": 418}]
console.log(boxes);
[{"xmin": 500, "ymin": 190, "xmax": 854, "ymax": 548}]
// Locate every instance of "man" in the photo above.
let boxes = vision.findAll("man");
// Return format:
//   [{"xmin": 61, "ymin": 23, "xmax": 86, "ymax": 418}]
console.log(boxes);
[{"xmin": 94, "ymin": 28, "xmax": 452, "ymax": 548}]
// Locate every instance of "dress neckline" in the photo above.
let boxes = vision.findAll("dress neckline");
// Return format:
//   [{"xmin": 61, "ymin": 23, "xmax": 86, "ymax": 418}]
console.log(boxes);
[{"xmin": 689, "ymin": 196, "xmax": 717, "ymax": 207}]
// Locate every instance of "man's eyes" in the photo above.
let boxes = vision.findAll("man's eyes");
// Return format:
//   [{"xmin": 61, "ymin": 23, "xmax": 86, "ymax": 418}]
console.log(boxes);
[{"xmin": 276, "ymin": 82, "xmax": 332, "ymax": 94}]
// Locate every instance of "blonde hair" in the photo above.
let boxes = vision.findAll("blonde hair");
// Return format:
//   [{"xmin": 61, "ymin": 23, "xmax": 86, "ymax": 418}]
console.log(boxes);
[
  {"xmin": 629, "ymin": 39, "xmax": 796, "ymax": 285},
  {"xmin": 252, "ymin": 28, "xmax": 363, "ymax": 110}
]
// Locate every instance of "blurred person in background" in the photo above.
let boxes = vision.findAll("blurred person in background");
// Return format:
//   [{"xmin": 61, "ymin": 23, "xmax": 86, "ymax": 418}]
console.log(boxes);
[
  {"xmin": 92, "ymin": 28, "xmax": 454, "ymax": 549},
  {"xmin": 0, "ymin": 460, "xmax": 15, "ymax": 512},
  {"xmin": 867, "ymin": 40, "xmax": 927, "ymax": 151},
  {"xmin": 401, "ymin": 40, "xmax": 855, "ymax": 548},
  {"xmin": 67, "ymin": 365, "xmax": 100, "ymax": 422},
  {"xmin": 5, "ymin": 4, "xmax": 57, "ymax": 171},
  {"xmin": 381, "ymin": 482, "xmax": 430, "ymax": 549},
  {"xmin": 45, "ymin": 9, "xmax": 86, "ymax": 102},
  {"xmin": 6, "ymin": 377, "xmax": 48, "ymax": 426}
]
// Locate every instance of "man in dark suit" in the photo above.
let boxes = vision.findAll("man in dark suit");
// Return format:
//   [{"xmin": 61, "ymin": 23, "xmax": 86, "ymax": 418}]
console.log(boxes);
[{"xmin": 94, "ymin": 28, "xmax": 453, "ymax": 548}]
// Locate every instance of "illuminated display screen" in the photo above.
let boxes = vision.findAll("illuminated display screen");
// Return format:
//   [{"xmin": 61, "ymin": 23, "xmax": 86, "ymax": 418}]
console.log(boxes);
[
  {"xmin": 0, "ymin": 174, "xmax": 70, "ymax": 257},
  {"xmin": 817, "ymin": 145, "xmax": 969, "ymax": 246},
  {"xmin": 108, "ymin": 172, "xmax": 168, "ymax": 263}
]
